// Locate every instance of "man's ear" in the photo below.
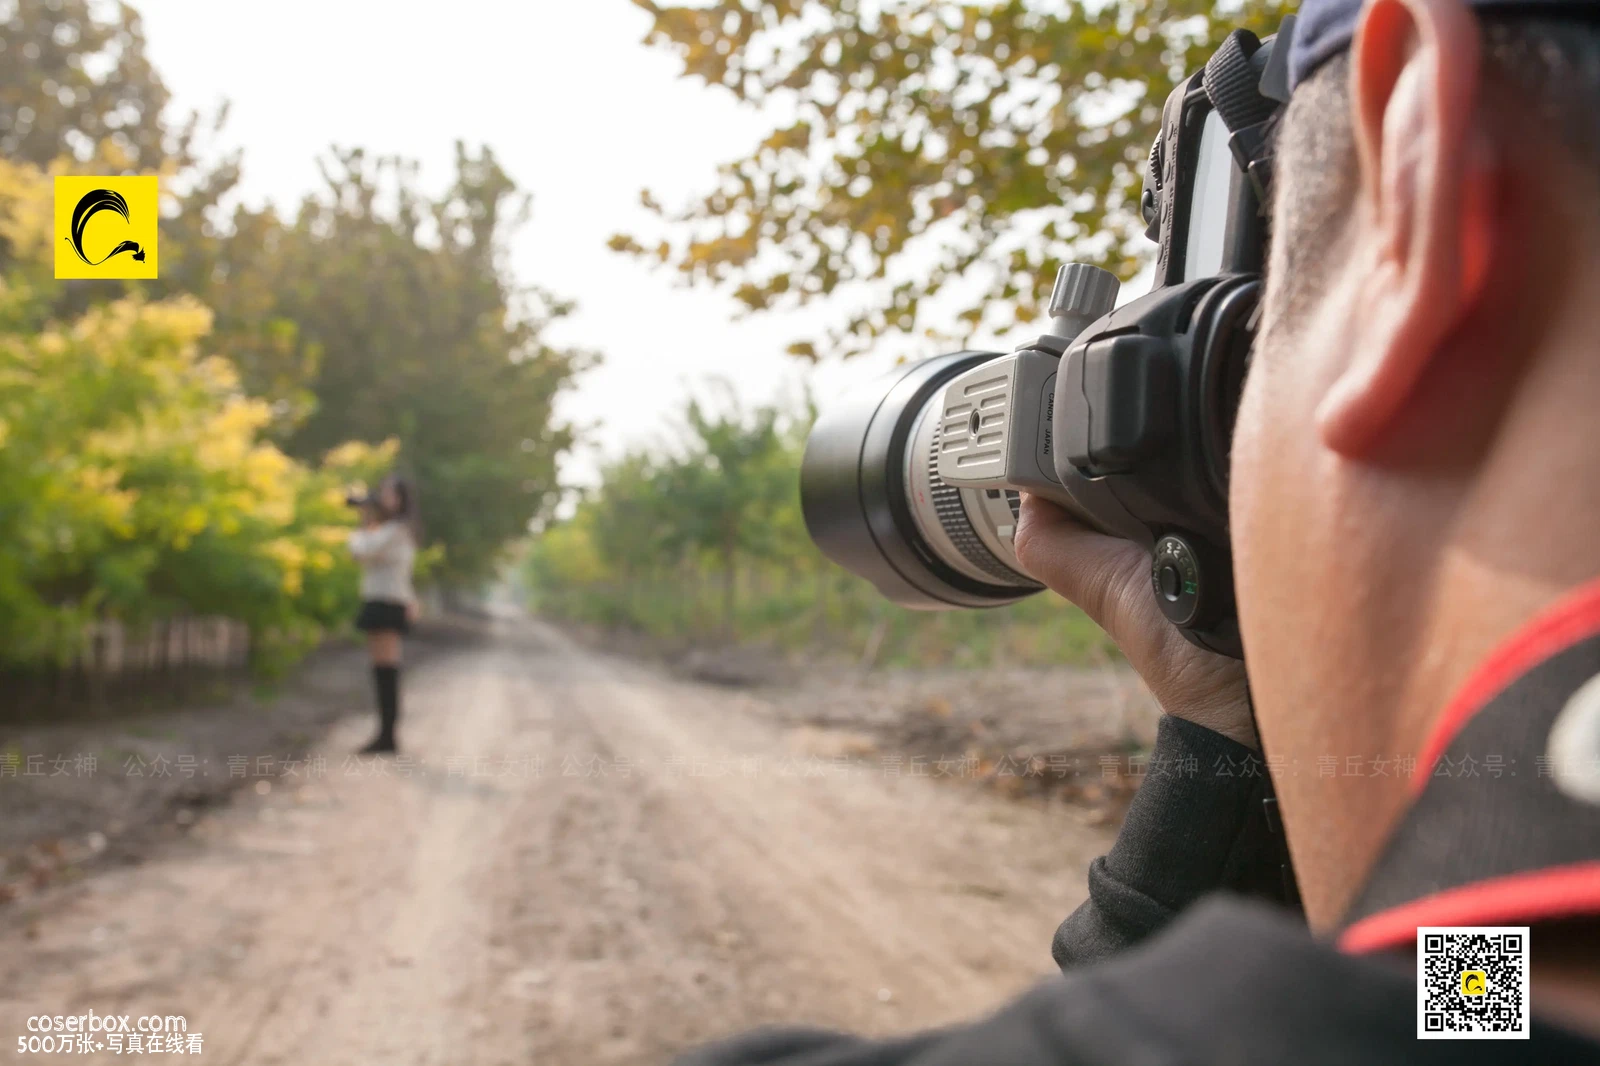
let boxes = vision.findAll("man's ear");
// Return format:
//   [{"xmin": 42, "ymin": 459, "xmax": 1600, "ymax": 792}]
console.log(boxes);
[{"xmin": 1316, "ymin": 0, "xmax": 1496, "ymax": 455}]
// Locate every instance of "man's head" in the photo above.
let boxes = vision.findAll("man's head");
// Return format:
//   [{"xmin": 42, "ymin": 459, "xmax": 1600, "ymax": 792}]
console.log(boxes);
[{"xmin": 1230, "ymin": 0, "xmax": 1600, "ymax": 925}]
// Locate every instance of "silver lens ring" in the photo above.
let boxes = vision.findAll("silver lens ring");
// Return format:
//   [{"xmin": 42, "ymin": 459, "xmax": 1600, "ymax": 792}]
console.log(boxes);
[
  {"xmin": 905, "ymin": 399, "xmax": 1037, "ymax": 587},
  {"xmin": 927, "ymin": 423, "xmax": 1031, "ymax": 584}
]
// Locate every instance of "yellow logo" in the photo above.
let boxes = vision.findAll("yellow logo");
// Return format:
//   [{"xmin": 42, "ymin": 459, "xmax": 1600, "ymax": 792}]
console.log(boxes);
[
  {"xmin": 1461, "ymin": 970, "xmax": 1487, "ymax": 996},
  {"xmin": 53, "ymin": 175, "xmax": 159, "ymax": 279}
]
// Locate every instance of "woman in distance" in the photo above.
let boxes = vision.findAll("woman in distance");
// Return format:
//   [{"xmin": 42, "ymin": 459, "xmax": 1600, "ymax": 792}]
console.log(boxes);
[{"xmin": 347, "ymin": 474, "xmax": 419, "ymax": 754}]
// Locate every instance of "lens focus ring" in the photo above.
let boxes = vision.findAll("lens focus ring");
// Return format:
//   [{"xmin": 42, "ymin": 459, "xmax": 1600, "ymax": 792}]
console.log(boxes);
[{"xmin": 926, "ymin": 421, "xmax": 1028, "ymax": 584}]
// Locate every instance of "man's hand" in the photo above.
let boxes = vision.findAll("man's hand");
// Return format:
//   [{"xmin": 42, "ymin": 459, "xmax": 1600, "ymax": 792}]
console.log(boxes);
[{"xmin": 1013, "ymin": 494, "xmax": 1257, "ymax": 750}]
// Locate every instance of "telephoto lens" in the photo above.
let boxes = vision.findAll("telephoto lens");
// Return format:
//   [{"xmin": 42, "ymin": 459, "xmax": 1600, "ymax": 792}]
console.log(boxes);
[
  {"xmin": 799, "ymin": 264, "xmax": 1122, "ymax": 612},
  {"xmin": 799, "ymin": 351, "xmax": 1043, "ymax": 609}
]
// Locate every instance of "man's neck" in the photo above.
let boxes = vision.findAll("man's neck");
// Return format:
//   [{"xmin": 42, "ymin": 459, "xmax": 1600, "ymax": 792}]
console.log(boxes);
[
  {"xmin": 1296, "ymin": 262, "xmax": 1600, "ymax": 927},
  {"xmin": 1396, "ymin": 296, "xmax": 1600, "ymax": 778}
]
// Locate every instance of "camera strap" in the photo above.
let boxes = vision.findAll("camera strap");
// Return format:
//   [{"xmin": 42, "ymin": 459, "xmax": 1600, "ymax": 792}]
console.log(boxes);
[{"xmin": 1202, "ymin": 25, "xmax": 1294, "ymax": 204}]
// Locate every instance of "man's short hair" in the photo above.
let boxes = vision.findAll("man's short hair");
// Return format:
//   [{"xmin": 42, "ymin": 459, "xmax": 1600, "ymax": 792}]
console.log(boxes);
[{"xmin": 1270, "ymin": 14, "xmax": 1600, "ymax": 329}]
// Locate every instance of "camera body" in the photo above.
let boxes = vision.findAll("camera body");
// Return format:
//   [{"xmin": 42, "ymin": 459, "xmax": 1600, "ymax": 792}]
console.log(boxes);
[{"xmin": 801, "ymin": 23, "xmax": 1296, "ymax": 659}]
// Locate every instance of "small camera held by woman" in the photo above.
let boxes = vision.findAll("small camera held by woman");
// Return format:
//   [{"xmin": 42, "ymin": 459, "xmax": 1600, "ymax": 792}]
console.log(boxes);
[{"xmin": 346, "ymin": 474, "xmax": 418, "ymax": 754}]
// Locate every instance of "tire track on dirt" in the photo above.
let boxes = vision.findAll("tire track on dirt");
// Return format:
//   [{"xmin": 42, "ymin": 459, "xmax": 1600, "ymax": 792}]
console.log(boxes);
[{"xmin": 1, "ymin": 614, "xmax": 1113, "ymax": 1066}]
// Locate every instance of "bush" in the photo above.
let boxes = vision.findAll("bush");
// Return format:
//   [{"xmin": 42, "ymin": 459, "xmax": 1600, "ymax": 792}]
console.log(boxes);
[{"xmin": 524, "ymin": 394, "xmax": 1116, "ymax": 669}]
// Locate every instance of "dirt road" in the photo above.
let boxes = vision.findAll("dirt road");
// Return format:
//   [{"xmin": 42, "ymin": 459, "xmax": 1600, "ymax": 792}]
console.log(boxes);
[{"xmin": 1, "ymin": 616, "xmax": 1115, "ymax": 1065}]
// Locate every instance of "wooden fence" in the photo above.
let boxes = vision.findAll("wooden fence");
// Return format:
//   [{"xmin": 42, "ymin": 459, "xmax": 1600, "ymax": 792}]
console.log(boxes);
[{"xmin": 1, "ymin": 617, "xmax": 251, "ymax": 720}]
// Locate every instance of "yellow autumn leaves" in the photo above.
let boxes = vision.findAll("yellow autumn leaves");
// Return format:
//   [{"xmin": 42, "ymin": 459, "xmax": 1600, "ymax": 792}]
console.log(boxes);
[{"xmin": 0, "ymin": 159, "xmax": 393, "ymax": 668}]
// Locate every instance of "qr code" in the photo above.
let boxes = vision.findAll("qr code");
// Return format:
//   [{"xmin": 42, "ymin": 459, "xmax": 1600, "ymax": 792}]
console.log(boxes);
[{"xmin": 1417, "ymin": 926, "xmax": 1530, "ymax": 1039}]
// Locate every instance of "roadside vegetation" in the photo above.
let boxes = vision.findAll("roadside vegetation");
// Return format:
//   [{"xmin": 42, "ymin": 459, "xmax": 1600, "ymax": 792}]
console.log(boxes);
[
  {"xmin": 523, "ymin": 393, "xmax": 1115, "ymax": 669},
  {"xmin": 551, "ymin": 0, "xmax": 1296, "ymax": 668},
  {"xmin": 0, "ymin": 0, "xmax": 581, "ymax": 679}
]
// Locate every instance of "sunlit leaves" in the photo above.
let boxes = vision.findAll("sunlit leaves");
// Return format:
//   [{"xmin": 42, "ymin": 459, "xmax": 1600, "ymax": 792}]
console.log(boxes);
[
  {"xmin": 527, "ymin": 391, "xmax": 817, "ymax": 627},
  {"xmin": 0, "ymin": 159, "xmax": 399, "ymax": 666},
  {"xmin": 0, "ymin": 0, "xmax": 171, "ymax": 169},
  {"xmin": 156, "ymin": 145, "xmax": 592, "ymax": 585},
  {"xmin": 621, "ymin": 0, "xmax": 1292, "ymax": 358}
]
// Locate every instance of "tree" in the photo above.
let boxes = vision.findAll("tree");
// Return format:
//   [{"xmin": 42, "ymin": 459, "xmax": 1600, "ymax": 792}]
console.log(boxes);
[
  {"xmin": 0, "ymin": 157, "xmax": 393, "ymax": 668},
  {"xmin": 618, "ymin": 0, "xmax": 1292, "ymax": 359},
  {"xmin": 654, "ymin": 392, "xmax": 801, "ymax": 629},
  {"xmin": 154, "ymin": 145, "xmax": 590, "ymax": 587},
  {"xmin": 0, "ymin": 0, "xmax": 171, "ymax": 168},
  {"xmin": 527, "ymin": 391, "xmax": 814, "ymax": 634},
  {"xmin": 0, "ymin": 0, "xmax": 229, "ymax": 329},
  {"xmin": 4, "ymin": 0, "xmax": 589, "ymax": 604}
]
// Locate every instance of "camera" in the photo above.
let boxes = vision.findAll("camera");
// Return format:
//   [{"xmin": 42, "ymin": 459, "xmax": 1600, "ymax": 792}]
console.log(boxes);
[{"xmin": 800, "ymin": 20, "xmax": 1299, "ymax": 659}]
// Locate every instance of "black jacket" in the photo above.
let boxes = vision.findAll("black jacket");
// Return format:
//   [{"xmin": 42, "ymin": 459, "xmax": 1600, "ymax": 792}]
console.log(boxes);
[
  {"xmin": 677, "ymin": 581, "xmax": 1600, "ymax": 1064},
  {"xmin": 1048, "ymin": 715, "xmax": 1294, "ymax": 970}
]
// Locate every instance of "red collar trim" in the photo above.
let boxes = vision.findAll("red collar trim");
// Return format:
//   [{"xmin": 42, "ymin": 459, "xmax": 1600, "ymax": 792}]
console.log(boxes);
[
  {"xmin": 1338, "ymin": 576, "xmax": 1600, "ymax": 954},
  {"xmin": 1413, "ymin": 574, "xmax": 1600, "ymax": 797},
  {"xmin": 1339, "ymin": 861, "xmax": 1600, "ymax": 954}
]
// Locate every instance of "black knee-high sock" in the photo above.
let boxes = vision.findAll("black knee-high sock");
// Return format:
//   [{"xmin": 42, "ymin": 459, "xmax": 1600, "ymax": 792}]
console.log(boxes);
[{"xmin": 373, "ymin": 665, "xmax": 400, "ymax": 739}]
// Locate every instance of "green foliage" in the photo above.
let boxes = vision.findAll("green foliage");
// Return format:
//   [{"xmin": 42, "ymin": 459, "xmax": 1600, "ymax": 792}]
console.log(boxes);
[
  {"xmin": 0, "ymin": 157, "xmax": 395, "ymax": 668},
  {"xmin": 555, "ymin": 388, "xmax": 808, "ymax": 632},
  {"xmin": 3, "ymin": 0, "xmax": 587, "ymax": 592},
  {"xmin": 0, "ymin": 0, "xmax": 171, "ymax": 168},
  {"xmin": 620, "ymin": 0, "xmax": 1293, "ymax": 358},
  {"xmin": 526, "ymin": 393, "xmax": 1115, "ymax": 667},
  {"xmin": 156, "ymin": 145, "xmax": 589, "ymax": 585},
  {"xmin": 0, "ymin": 0, "xmax": 587, "ymax": 678}
]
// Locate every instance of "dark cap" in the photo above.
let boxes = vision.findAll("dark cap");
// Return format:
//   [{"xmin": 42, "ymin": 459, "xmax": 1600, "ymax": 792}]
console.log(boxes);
[{"xmin": 1289, "ymin": 0, "xmax": 1600, "ymax": 91}]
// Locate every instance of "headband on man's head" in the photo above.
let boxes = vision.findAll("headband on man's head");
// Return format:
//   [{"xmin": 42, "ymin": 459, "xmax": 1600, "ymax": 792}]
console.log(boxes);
[{"xmin": 1287, "ymin": 0, "xmax": 1600, "ymax": 91}]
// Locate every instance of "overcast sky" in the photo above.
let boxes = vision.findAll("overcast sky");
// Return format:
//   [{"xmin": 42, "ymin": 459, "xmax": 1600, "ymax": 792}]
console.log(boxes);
[{"xmin": 133, "ymin": 0, "xmax": 950, "ymax": 486}]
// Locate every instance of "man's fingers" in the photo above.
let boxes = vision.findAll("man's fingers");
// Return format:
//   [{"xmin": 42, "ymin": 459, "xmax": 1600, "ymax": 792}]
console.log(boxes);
[
  {"xmin": 1014, "ymin": 494, "xmax": 1150, "ymax": 637},
  {"xmin": 1016, "ymin": 497, "xmax": 1255, "ymax": 749}
]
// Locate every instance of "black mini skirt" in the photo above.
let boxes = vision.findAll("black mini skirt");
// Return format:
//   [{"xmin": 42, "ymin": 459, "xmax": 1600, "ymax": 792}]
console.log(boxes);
[{"xmin": 355, "ymin": 599, "xmax": 410, "ymax": 635}]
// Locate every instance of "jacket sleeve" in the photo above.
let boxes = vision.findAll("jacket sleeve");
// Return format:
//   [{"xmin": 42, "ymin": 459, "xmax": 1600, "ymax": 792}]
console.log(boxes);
[
  {"xmin": 1050, "ymin": 714, "xmax": 1296, "ymax": 970},
  {"xmin": 673, "ymin": 899, "xmax": 1469, "ymax": 1066},
  {"xmin": 348, "ymin": 522, "xmax": 405, "ymax": 565}
]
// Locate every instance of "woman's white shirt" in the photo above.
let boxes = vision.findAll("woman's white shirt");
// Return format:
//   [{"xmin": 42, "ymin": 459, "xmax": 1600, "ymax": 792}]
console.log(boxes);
[{"xmin": 348, "ymin": 520, "xmax": 416, "ymax": 604}]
